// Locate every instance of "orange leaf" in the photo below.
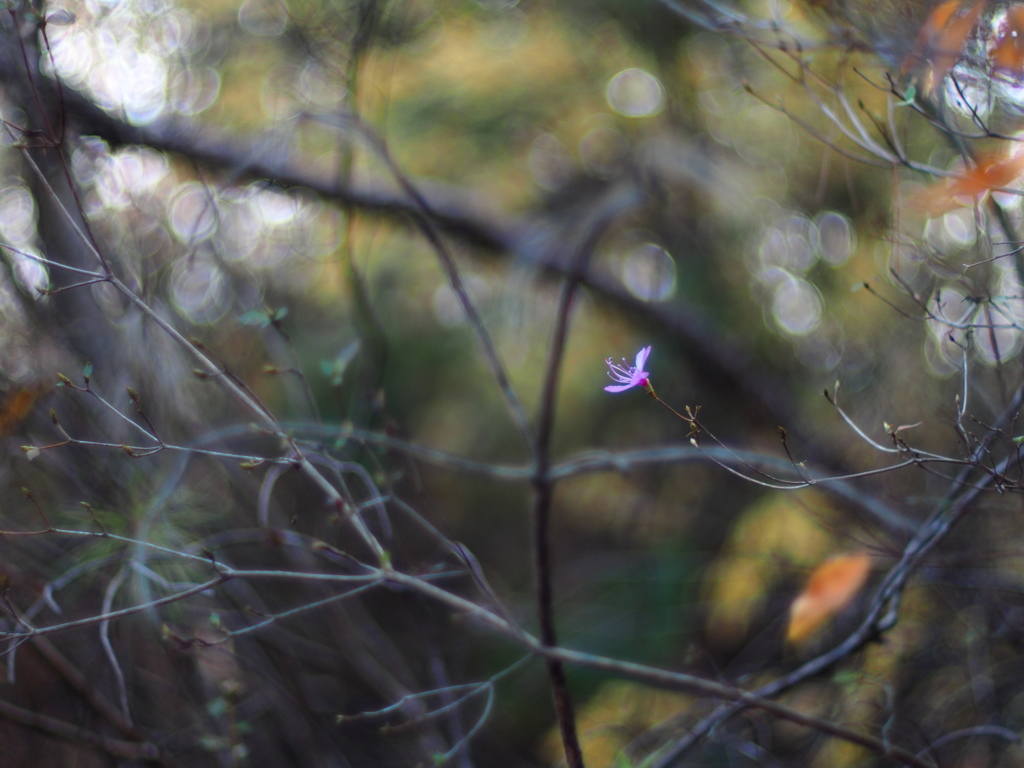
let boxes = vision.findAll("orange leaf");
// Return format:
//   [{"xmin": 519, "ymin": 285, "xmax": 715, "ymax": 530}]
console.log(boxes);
[
  {"xmin": 786, "ymin": 551, "xmax": 872, "ymax": 645},
  {"xmin": 991, "ymin": 6, "xmax": 1024, "ymax": 73},
  {"xmin": 909, "ymin": 150, "xmax": 1024, "ymax": 215},
  {"xmin": 0, "ymin": 386, "xmax": 42, "ymax": 435},
  {"xmin": 905, "ymin": 0, "xmax": 985, "ymax": 94}
]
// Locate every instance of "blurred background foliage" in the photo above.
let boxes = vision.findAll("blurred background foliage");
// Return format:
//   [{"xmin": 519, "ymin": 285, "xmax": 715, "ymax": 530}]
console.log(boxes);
[{"xmin": 2, "ymin": 0, "xmax": 1024, "ymax": 766}]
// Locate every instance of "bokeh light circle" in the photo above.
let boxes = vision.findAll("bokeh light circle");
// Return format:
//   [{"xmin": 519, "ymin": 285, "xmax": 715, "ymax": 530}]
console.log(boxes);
[
  {"xmin": 815, "ymin": 211, "xmax": 855, "ymax": 266},
  {"xmin": 771, "ymin": 274, "xmax": 823, "ymax": 335},
  {"xmin": 621, "ymin": 243, "xmax": 676, "ymax": 302},
  {"xmin": 606, "ymin": 68, "xmax": 665, "ymax": 118},
  {"xmin": 169, "ymin": 255, "xmax": 231, "ymax": 325}
]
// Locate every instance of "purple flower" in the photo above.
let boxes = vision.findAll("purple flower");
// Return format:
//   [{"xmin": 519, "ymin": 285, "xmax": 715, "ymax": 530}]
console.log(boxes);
[{"xmin": 604, "ymin": 346, "xmax": 651, "ymax": 393}]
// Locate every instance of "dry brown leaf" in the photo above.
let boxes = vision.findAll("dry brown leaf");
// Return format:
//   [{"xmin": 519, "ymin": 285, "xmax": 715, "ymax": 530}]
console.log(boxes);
[
  {"xmin": 991, "ymin": 6, "xmax": 1024, "ymax": 73},
  {"xmin": 786, "ymin": 551, "xmax": 872, "ymax": 645},
  {"xmin": 0, "ymin": 385, "xmax": 43, "ymax": 435},
  {"xmin": 906, "ymin": 0, "xmax": 985, "ymax": 94},
  {"xmin": 909, "ymin": 150, "xmax": 1024, "ymax": 215}
]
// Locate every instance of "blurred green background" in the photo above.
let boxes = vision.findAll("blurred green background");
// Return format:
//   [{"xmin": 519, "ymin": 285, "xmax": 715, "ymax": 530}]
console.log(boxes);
[{"xmin": 1, "ymin": 0, "xmax": 1023, "ymax": 766}]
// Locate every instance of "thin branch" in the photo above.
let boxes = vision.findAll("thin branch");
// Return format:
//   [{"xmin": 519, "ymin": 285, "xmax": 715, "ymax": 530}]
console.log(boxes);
[
  {"xmin": 0, "ymin": 696, "xmax": 160, "ymax": 761},
  {"xmin": 528, "ymin": 180, "xmax": 638, "ymax": 768}
]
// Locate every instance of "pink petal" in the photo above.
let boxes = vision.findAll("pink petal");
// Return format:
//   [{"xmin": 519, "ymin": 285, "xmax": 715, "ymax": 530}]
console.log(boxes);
[
  {"xmin": 604, "ymin": 383, "xmax": 636, "ymax": 393},
  {"xmin": 634, "ymin": 345, "xmax": 651, "ymax": 372}
]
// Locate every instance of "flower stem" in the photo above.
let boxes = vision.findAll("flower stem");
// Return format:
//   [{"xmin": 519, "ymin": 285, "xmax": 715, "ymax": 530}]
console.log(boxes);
[{"xmin": 646, "ymin": 385, "xmax": 701, "ymax": 439}]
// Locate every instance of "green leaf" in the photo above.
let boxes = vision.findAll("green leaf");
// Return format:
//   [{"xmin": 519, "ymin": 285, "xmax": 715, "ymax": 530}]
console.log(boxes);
[
  {"xmin": 321, "ymin": 340, "xmax": 360, "ymax": 386},
  {"xmin": 833, "ymin": 669, "xmax": 860, "ymax": 686},
  {"xmin": 896, "ymin": 84, "xmax": 916, "ymax": 107},
  {"xmin": 199, "ymin": 734, "xmax": 227, "ymax": 751},
  {"xmin": 207, "ymin": 696, "xmax": 229, "ymax": 718},
  {"xmin": 238, "ymin": 309, "xmax": 270, "ymax": 328}
]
